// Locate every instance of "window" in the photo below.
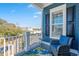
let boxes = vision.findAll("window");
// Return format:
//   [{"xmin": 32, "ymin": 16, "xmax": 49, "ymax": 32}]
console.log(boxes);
[
  {"xmin": 50, "ymin": 4, "xmax": 66, "ymax": 39},
  {"xmin": 52, "ymin": 13, "xmax": 63, "ymax": 38}
]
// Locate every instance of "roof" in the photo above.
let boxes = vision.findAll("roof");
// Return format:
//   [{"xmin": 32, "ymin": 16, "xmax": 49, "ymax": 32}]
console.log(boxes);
[{"xmin": 33, "ymin": 3, "xmax": 51, "ymax": 10}]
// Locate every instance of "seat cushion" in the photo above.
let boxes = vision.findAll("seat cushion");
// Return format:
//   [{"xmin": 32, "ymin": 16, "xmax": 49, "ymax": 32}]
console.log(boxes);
[
  {"xmin": 51, "ymin": 44, "xmax": 60, "ymax": 50},
  {"xmin": 52, "ymin": 45, "xmax": 59, "ymax": 49},
  {"xmin": 59, "ymin": 35, "xmax": 70, "ymax": 45}
]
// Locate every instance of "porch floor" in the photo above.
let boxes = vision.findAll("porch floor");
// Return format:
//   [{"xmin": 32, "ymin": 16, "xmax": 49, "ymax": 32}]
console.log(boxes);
[
  {"xmin": 15, "ymin": 47, "xmax": 78, "ymax": 56},
  {"xmin": 16, "ymin": 47, "xmax": 52, "ymax": 56}
]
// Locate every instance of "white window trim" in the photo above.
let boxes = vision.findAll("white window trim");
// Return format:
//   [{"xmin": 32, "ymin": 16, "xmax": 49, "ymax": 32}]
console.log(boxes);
[{"xmin": 50, "ymin": 4, "xmax": 66, "ymax": 39}]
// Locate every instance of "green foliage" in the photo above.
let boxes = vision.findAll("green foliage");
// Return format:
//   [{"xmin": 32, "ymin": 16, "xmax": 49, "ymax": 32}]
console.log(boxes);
[
  {"xmin": 0, "ymin": 18, "xmax": 23, "ymax": 36},
  {"xmin": 35, "ymin": 47, "xmax": 44, "ymax": 51}
]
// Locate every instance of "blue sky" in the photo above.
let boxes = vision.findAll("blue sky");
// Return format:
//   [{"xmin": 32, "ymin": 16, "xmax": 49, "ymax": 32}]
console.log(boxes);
[{"xmin": 0, "ymin": 3, "xmax": 41, "ymax": 28}]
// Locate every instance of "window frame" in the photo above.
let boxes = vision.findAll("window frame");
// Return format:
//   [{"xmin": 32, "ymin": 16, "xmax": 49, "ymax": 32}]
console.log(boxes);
[{"xmin": 50, "ymin": 4, "xmax": 66, "ymax": 39}]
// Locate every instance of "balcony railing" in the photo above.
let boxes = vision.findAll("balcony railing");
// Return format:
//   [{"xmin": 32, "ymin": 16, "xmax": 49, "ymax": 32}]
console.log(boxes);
[
  {"xmin": 0, "ymin": 32, "xmax": 41, "ymax": 56},
  {"xmin": 0, "ymin": 34, "xmax": 24, "ymax": 56}
]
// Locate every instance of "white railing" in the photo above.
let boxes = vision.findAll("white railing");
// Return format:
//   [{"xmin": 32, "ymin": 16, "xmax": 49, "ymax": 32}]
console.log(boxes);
[
  {"xmin": 29, "ymin": 33, "xmax": 41, "ymax": 49},
  {"xmin": 0, "ymin": 32, "xmax": 41, "ymax": 56},
  {"xmin": 24, "ymin": 32, "xmax": 41, "ymax": 52},
  {"xmin": 0, "ymin": 34, "xmax": 24, "ymax": 56}
]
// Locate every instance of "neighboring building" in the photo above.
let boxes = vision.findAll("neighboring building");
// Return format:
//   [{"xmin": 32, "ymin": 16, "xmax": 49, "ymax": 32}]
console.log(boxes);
[
  {"xmin": 20, "ymin": 27, "xmax": 28, "ymax": 31},
  {"xmin": 27, "ymin": 27, "xmax": 41, "ymax": 34},
  {"xmin": 32, "ymin": 28, "xmax": 41, "ymax": 34}
]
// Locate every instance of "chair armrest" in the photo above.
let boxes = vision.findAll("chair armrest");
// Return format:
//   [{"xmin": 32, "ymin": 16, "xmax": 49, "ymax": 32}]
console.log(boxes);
[{"xmin": 40, "ymin": 37, "xmax": 51, "ymax": 46}]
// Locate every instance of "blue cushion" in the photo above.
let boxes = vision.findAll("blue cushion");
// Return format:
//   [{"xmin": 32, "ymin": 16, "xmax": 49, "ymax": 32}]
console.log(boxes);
[
  {"xmin": 59, "ymin": 35, "xmax": 70, "ymax": 45},
  {"xmin": 52, "ymin": 44, "xmax": 59, "ymax": 49},
  {"xmin": 51, "ymin": 40, "xmax": 60, "ymax": 45}
]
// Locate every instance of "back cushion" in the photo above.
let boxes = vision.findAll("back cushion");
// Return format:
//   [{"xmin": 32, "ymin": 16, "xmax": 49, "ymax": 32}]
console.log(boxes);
[{"xmin": 59, "ymin": 35, "xmax": 70, "ymax": 45}]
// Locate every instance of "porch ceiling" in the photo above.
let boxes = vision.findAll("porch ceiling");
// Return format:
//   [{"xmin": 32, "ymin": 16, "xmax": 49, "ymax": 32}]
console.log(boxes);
[{"xmin": 33, "ymin": 3, "xmax": 51, "ymax": 10}]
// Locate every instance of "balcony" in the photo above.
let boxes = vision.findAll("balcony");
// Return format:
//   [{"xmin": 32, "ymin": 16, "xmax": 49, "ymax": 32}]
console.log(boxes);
[
  {"xmin": 0, "ymin": 3, "xmax": 79, "ymax": 56},
  {"xmin": 0, "ymin": 32, "xmax": 78, "ymax": 56},
  {"xmin": 0, "ymin": 32, "xmax": 51, "ymax": 56}
]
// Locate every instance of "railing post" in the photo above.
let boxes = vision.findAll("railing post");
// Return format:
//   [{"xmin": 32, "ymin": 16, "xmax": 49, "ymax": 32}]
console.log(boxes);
[{"xmin": 24, "ymin": 32, "xmax": 30, "ymax": 52}]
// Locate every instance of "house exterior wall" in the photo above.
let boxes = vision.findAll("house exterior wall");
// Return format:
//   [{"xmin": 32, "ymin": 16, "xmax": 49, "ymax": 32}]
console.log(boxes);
[
  {"xmin": 42, "ymin": 3, "xmax": 64, "ymax": 38},
  {"xmin": 75, "ymin": 4, "xmax": 79, "ymax": 51},
  {"xmin": 42, "ymin": 3, "xmax": 79, "ymax": 51}
]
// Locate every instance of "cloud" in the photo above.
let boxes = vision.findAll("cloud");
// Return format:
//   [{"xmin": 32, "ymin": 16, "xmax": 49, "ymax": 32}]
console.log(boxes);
[
  {"xmin": 35, "ymin": 11, "xmax": 41, "ymax": 15},
  {"xmin": 33, "ymin": 15, "xmax": 38, "ymax": 18},
  {"xmin": 33, "ymin": 11, "xmax": 41, "ymax": 19},
  {"xmin": 27, "ymin": 4, "xmax": 34, "ymax": 8}
]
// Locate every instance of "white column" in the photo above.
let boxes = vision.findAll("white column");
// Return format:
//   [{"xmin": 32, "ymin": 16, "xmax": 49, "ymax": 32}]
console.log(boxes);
[{"xmin": 24, "ymin": 32, "xmax": 30, "ymax": 52}]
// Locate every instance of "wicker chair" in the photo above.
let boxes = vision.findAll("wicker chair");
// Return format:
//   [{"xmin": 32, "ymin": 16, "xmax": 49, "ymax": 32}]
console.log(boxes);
[{"xmin": 50, "ymin": 35, "xmax": 72, "ymax": 56}]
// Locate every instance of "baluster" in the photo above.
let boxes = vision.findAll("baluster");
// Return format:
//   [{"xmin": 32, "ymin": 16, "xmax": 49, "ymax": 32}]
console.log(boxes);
[
  {"xmin": 20, "ymin": 36, "xmax": 21, "ymax": 51},
  {"xmin": 12, "ymin": 36, "xmax": 14, "ymax": 56},
  {"xmin": 4, "ymin": 36, "xmax": 5, "ymax": 56},
  {"xmin": 8, "ymin": 34, "xmax": 10, "ymax": 56},
  {"xmin": 10, "ymin": 36, "xmax": 12, "ymax": 56},
  {"xmin": 21, "ymin": 36, "xmax": 23, "ymax": 51},
  {"xmin": 5, "ymin": 36, "xmax": 8, "ymax": 56},
  {"xmin": 0, "ymin": 36, "xmax": 1, "ymax": 47},
  {"xmin": 14, "ymin": 36, "xmax": 16, "ymax": 55},
  {"xmin": 16, "ymin": 36, "xmax": 17, "ymax": 53},
  {"xmin": 22, "ymin": 35, "xmax": 24, "ymax": 50},
  {"xmin": 0, "ymin": 36, "xmax": 2, "ymax": 56},
  {"xmin": 18, "ymin": 34, "xmax": 20, "ymax": 52},
  {"xmin": 18, "ymin": 35, "xmax": 20, "ymax": 52},
  {"xmin": 17, "ymin": 35, "xmax": 19, "ymax": 52}
]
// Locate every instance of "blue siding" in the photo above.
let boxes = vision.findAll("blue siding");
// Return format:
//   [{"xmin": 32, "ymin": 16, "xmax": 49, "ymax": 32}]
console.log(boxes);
[
  {"xmin": 42, "ymin": 3, "xmax": 79, "ymax": 51},
  {"xmin": 75, "ymin": 4, "xmax": 79, "ymax": 50},
  {"xmin": 67, "ymin": 4, "xmax": 79, "ymax": 50}
]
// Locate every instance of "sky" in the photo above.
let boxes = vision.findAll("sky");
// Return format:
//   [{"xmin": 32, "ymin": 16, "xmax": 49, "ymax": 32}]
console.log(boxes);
[{"xmin": 0, "ymin": 3, "xmax": 41, "ymax": 28}]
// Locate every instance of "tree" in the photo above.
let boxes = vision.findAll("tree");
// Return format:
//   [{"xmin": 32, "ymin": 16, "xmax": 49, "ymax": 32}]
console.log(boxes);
[{"xmin": 0, "ymin": 18, "xmax": 24, "ymax": 36}]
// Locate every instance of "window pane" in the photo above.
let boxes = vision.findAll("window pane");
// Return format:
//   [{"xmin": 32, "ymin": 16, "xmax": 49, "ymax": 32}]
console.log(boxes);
[
  {"xmin": 52, "ymin": 13, "xmax": 63, "ymax": 24},
  {"xmin": 52, "ymin": 12, "xmax": 63, "ymax": 38},
  {"xmin": 52, "ymin": 25, "xmax": 63, "ymax": 37}
]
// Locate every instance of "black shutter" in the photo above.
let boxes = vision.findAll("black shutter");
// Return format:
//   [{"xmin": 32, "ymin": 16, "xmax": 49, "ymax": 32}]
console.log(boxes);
[
  {"xmin": 45, "ymin": 14, "xmax": 50, "ymax": 37},
  {"xmin": 67, "ymin": 6, "xmax": 75, "ymax": 38}
]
